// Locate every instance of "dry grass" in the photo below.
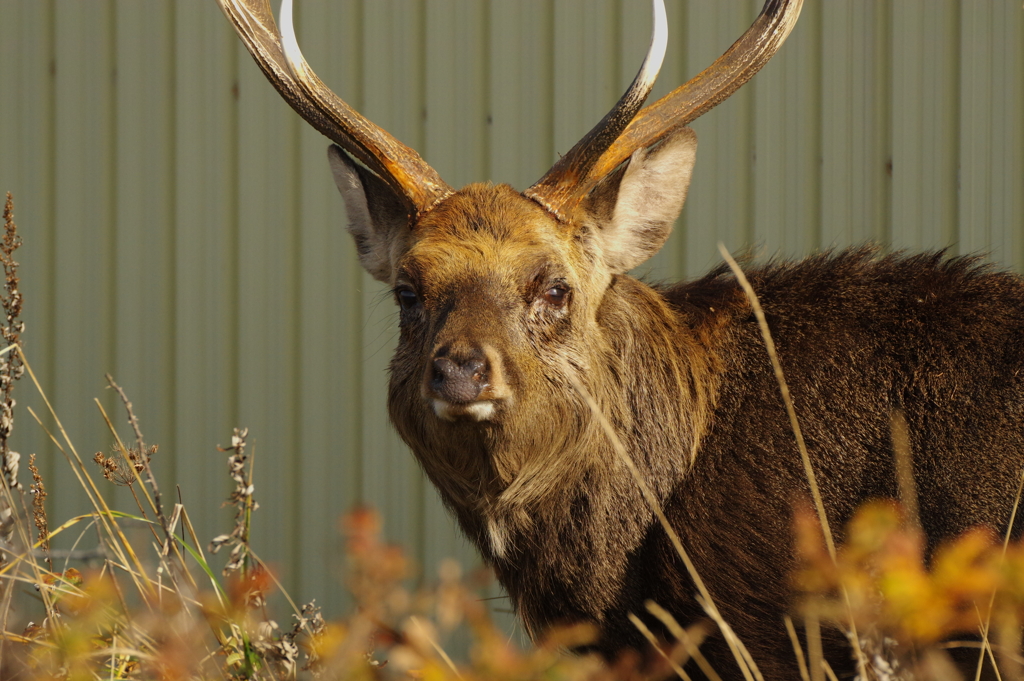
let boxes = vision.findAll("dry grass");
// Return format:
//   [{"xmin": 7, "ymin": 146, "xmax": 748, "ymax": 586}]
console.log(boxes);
[{"xmin": 0, "ymin": 403, "xmax": 633, "ymax": 679}]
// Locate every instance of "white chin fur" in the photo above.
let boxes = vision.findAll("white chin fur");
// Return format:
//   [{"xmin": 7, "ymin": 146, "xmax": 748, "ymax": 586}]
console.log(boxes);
[
  {"xmin": 487, "ymin": 516, "xmax": 508, "ymax": 558},
  {"xmin": 433, "ymin": 399, "xmax": 496, "ymax": 422}
]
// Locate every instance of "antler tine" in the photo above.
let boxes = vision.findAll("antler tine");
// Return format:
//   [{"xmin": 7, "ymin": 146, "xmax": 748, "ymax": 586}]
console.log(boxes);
[
  {"xmin": 526, "ymin": 0, "xmax": 668, "ymax": 219},
  {"xmin": 528, "ymin": 0, "xmax": 804, "ymax": 221},
  {"xmin": 217, "ymin": 0, "xmax": 453, "ymax": 218}
]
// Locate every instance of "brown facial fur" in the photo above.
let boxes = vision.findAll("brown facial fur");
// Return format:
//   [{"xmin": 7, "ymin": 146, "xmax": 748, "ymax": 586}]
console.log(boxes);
[{"xmin": 386, "ymin": 184, "xmax": 715, "ymax": 568}]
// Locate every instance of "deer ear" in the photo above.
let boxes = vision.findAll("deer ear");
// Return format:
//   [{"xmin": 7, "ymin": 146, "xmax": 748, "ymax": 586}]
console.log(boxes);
[
  {"xmin": 329, "ymin": 144, "xmax": 412, "ymax": 283},
  {"xmin": 583, "ymin": 127, "xmax": 697, "ymax": 274}
]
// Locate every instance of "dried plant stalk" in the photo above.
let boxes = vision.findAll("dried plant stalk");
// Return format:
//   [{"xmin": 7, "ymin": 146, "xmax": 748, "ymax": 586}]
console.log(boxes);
[
  {"xmin": 209, "ymin": 427, "xmax": 258, "ymax": 578},
  {"xmin": 105, "ymin": 374, "xmax": 171, "ymax": 543},
  {"xmin": 0, "ymin": 193, "xmax": 25, "ymax": 670},
  {"xmin": 28, "ymin": 454, "xmax": 49, "ymax": 572},
  {"xmin": 0, "ymin": 194, "xmax": 24, "ymax": 573}
]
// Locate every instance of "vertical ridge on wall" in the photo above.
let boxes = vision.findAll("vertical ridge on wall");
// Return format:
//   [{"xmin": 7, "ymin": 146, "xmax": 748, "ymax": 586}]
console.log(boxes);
[
  {"xmin": 172, "ymin": 0, "xmax": 239, "ymax": 542},
  {"xmin": 425, "ymin": 0, "xmax": 489, "ymax": 189},
  {"xmin": 0, "ymin": 0, "xmax": 57, "ymax": 495},
  {"xmin": 552, "ymin": 0, "xmax": 619, "ymax": 164},
  {"xmin": 235, "ymin": 0, "xmax": 302, "ymax": 595},
  {"xmin": 112, "ymin": 0, "xmax": 177, "ymax": 509},
  {"xmin": 680, "ymin": 0, "xmax": 756, "ymax": 277},
  {"xmin": 487, "ymin": 0, "xmax": 554, "ymax": 190},
  {"xmin": 959, "ymin": 0, "xmax": 995, "ymax": 256},
  {"xmin": 360, "ymin": 0, "xmax": 428, "ymax": 562},
  {"xmin": 891, "ymin": 0, "xmax": 961, "ymax": 252},
  {"xmin": 292, "ymin": 0, "xmax": 365, "ymax": 618},
  {"xmin": 51, "ymin": 0, "xmax": 117, "ymax": 531},
  {"xmin": 820, "ymin": 0, "xmax": 891, "ymax": 249},
  {"xmin": 958, "ymin": 0, "xmax": 1024, "ymax": 271},
  {"xmin": 753, "ymin": 0, "xmax": 822, "ymax": 257}
]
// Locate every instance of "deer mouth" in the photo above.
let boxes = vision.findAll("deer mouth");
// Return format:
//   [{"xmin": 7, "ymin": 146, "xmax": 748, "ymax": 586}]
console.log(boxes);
[{"xmin": 432, "ymin": 399, "xmax": 497, "ymax": 422}]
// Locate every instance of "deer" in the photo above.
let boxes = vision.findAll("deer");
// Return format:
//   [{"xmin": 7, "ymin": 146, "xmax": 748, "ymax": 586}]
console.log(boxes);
[{"xmin": 217, "ymin": 0, "xmax": 1024, "ymax": 678}]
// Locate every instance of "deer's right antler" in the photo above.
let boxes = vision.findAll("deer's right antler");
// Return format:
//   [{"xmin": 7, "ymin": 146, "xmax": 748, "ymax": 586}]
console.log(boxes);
[{"xmin": 527, "ymin": 0, "xmax": 804, "ymax": 222}]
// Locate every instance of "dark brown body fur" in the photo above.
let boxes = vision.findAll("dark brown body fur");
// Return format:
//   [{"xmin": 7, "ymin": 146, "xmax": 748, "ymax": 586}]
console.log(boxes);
[{"xmin": 399, "ymin": 245, "xmax": 1024, "ymax": 679}]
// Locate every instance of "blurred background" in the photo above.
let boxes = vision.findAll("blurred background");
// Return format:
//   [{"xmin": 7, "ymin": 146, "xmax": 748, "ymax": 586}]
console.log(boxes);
[{"xmin": 0, "ymin": 0, "xmax": 1021, "ymax": 625}]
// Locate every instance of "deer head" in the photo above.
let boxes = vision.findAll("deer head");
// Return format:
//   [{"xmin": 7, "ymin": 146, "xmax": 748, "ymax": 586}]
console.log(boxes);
[{"xmin": 217, "ymin": 0, "xmax": 803, "ymax": 553}]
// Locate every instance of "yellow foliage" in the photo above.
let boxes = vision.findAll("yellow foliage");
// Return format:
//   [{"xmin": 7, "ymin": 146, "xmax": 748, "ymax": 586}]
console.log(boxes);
[{"xmin": 795, "ymin": 500, "xmax": 1024, "ymax": 653}]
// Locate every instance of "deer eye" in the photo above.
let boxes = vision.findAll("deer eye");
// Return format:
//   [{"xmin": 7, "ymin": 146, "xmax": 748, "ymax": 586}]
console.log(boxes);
[
  {"xmin": 542, "ymin": 284, "xmax": 569, "ymax": 307},
  {"xmin": 396, "ymin": 287, "xmax": 420, "ymax": 311}
]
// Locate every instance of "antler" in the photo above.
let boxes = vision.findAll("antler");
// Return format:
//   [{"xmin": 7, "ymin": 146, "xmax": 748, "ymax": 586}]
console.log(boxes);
[
  {"xmin": 216, "ymin": 0, "xmax": 453, "ymax": 219},
  {"xmin": 525, "ymin": 0, "xmax": 669, "ymax": 217},
  {"xmin": 527, "ymin": 0, "xmax": 804, "ymax": 221}
]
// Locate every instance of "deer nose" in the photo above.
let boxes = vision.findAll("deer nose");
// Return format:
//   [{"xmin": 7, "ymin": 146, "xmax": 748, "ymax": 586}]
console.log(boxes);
[{"xmin": 431, "ymin": 355, "xmax": 489, "ymax": 404}]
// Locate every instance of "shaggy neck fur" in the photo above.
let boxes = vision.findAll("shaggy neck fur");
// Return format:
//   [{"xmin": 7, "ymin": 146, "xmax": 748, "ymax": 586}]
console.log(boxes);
[{"xmin": 389, "ymin": 272, "xmax": 721, "ymax": 636}]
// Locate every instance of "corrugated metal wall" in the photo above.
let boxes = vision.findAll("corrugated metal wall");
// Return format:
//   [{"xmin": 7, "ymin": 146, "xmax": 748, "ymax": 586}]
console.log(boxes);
[{"xmin": 0, "ymin": 0, "xmax": 1021, "ymax": 620}]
